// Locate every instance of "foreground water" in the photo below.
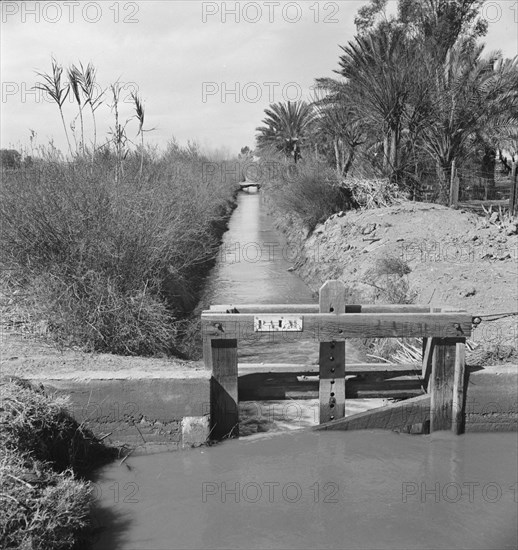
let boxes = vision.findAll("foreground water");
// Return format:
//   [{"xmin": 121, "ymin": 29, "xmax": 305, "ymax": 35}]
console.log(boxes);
[{"xmin": 92, "ymin": 430, "xmax": 517, "ymax": 549}]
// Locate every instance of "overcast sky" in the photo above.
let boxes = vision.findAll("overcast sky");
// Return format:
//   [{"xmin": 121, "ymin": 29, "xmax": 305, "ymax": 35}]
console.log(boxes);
[{"xmin": 1, "ymin": 1, "xmax": 517, "ymax": 157}]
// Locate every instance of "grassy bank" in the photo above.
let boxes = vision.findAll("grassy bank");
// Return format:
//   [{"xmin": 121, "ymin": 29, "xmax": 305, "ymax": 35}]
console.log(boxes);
[
  {"xmin": 0, "ymin": 377, "xmax": 118, "ymax": 549},
  {"xmin": 0, "ymin": 144, "xmax": 238, "ymax": 357}
]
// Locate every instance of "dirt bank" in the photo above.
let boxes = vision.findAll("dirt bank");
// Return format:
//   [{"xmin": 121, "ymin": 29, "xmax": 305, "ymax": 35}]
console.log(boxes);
[{"xmin": 275, "ymin": 201, "xmax": 518, "ymax": 354}]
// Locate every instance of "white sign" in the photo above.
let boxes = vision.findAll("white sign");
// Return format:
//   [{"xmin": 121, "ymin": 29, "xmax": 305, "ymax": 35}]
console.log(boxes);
[{"xmin": 254, "ymin": 315, "xmax": 303, "ymax": 332}]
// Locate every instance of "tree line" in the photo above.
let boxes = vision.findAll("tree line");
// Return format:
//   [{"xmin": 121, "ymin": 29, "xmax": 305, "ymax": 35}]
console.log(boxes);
[{"xmin": 254, "ymin": 0, "xmax": 518, "ymax": 204}]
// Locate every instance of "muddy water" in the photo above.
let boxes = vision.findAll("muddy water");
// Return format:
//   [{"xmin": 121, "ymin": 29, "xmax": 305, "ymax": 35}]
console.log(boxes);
[
  {"xmin": 200, "ymin": 189, "xmax": 327, "ymax": 365},
  {"xmin": 92, "ymin": 431, "xmax": 517, "ymax": 549},
  {"xmin": 201, "ymin": 189, "xmax": 314, "ymax": 308}
]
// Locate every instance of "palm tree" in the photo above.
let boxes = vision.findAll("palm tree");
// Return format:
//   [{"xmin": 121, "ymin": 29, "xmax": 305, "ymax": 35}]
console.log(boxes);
[
  {"xmin": 311, "ymin": 82, "xmax": 367, "ymax": 177},
  {"xmin": 336, "ymin": 27, "xmax": 418, "ymax": 179},
  {"xmin": 255, "ymin": 101, "xmax": 316, "ymax": 163},
  {"xmin": 419, "ymin": 41, "xmax": 518, "ymax": 202}
]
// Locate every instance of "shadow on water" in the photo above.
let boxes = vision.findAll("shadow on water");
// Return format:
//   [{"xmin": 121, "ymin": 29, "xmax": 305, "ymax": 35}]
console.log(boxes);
[{"xmin": 83, "ymin": 506, "xmax": 133, "ymax": 550}]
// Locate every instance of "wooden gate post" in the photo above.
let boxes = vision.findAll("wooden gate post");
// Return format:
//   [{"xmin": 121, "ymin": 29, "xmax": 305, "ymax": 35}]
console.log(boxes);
[
  {"xmin": 430, "ymin": 337, "xmax": 466, "ymax": 433},
  {"xmin": 204, "ymin": 330, "xmax": 239, "ymax": 440},
  {"xmin": 510, "ymin": 162, "xmax": 518, "ymax": 217},
  {"xmin": 452, "ymin": 340, "xmax": 466, "ymax": 435},
  {"xmin": 319, "ymin": 280, "xmax": 346, "ymax": 423}
]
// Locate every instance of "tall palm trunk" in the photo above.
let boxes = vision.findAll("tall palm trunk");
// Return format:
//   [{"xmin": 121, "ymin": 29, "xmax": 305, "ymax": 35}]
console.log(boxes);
[{"xmin": 436, "ymin": 158, "xmax": 452, "ymax": 205}]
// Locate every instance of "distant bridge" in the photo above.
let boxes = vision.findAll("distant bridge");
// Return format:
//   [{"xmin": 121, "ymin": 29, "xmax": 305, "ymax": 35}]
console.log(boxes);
[{"xmin": 239, "ymin": 181, "xmax": 261, "ymax": 191}]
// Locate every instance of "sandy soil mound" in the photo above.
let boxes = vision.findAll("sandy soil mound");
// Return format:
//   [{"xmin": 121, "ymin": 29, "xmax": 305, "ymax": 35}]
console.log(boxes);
[{"xmin": 292, "ymin": 202, "xmax": 517, "ymax": 349}]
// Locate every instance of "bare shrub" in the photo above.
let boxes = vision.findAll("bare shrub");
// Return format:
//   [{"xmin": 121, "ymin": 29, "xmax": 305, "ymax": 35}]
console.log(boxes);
[
  {"xmin": 264, "ymin": 159, "xmax": 358, "ymax": 232},
  {"xmin": 0, "ymin": 144, "xmax": 238, "ymax": 355},
  {"xmin": 342, "ymin": 177, "xmax": 407, "ymax": 209}
]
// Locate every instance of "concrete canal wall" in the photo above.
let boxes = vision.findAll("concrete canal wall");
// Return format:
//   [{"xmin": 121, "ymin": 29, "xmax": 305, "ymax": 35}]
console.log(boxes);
[
  {"xmin": 15, "ymin": 363, "xmax": 515, "ymax": 453},
  {"xmin": 29, "ymin": 369, "xmax": 212, "ymax": 451}
]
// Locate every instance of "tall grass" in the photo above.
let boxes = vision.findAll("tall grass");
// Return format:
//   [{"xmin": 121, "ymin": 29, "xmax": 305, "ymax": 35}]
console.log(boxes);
[{"xmin": 0, "ymin": 144, "xmax": 238, "ymax": 356}]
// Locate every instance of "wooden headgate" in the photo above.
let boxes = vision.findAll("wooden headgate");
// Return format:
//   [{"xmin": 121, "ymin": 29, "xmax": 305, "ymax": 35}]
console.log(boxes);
[{"xmin": 201, "ymin": 280, "xmax": 472, "ymax": 439}]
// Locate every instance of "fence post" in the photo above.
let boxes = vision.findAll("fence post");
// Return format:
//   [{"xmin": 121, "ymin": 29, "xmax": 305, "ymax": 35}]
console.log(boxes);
[
  {"xmin": 319, "ymin": 280, "xmax": 346, "ymax": 423},
  {"xmin": 449, "ymin": 159, "xmax": 459, "ymax": 207},
  {"xmin": 510, "ymin": 162, "xmax": 518, "ymax": 217}
]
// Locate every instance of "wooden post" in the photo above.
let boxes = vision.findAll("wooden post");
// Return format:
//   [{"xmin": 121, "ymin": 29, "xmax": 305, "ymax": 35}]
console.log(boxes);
[
  {"xmin": 430, "ymin": 338, "xmax": 459, "ymax": 431},
  {"xmin": 207, "ymin": 338, "xmax": 238, "ymax": 439},
  {"xmin": 509, "ymin": 162, "xmax": 518, "ymax": 217},
  {"xmin": 319, "ymin": 280, "xmax": 346, "ymax": 423},
  {"xmin": 452, "ymin": 340, "xmax": 466, "ymax": 435},
  {"xmin": 449, "ymin": 159, "xmax": 459, "ymax": 207}
]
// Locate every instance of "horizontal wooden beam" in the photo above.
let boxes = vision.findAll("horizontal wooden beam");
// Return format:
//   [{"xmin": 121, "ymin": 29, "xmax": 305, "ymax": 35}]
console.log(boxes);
[
  {"xmin": 208, "ymin": 304, "xmax": 435, "ymax": 314},
  {"xmin": 238, "ymin": 376, "xmax": 424, "ymax": 401},
  {"xmin": 201, "ymin": 312, "xmax": 472, "ymax": 339},
  {"xmin": 314, "ymin": 394, "xmax": 430, "ymax": 431},
  {"xmin": 237, "ymin": 363, "xmax": 421, "ymax": 377}
]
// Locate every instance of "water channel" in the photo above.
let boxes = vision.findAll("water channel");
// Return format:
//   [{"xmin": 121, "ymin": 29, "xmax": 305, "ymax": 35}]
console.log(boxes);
[{"xmin": 92, "ymin": 190, "xmax": 518, "ymax": 549}]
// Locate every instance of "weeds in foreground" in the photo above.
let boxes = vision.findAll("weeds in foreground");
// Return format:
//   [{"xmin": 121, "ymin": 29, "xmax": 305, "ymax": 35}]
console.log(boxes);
[
  {"xmin": 0, "ymin": 380, "xmax": 117, "ymax": 549},
  {"xmin": 0, "ymin": 379, "xmax": 117, "ymax": 477},
  {"xmin": 0, "ymin": 449, "xmax": 93, "ymax": 550}
]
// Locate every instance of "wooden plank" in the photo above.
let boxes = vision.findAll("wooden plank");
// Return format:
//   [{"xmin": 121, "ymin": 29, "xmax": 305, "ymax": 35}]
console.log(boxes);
[
  {"xmin": 239, "ymin": 373, "xmax": 423, "ymax": 400},
  {"xmin": 237, "ymin": 363, "xmax": 420, "ymax": 377},
  {"xmin": 201, "ymin": 312, "xmax": 473, "ymax": 339},
  {"xmin": 350, "ymin": 388, "xmax": 424, "ymax": 400},
  {"xmin": 207, "ymin": 304, "xmax": 432, "ymax": 314},
  {"xmin": 319, "ymin": 281, "xmax": 347, "ymax": 423},
  {"xmin": 422, "ymin": 337, "xmax": 435, "ymax": 391},
  {"xmin": 241, "ymin": 387, "xmax": 425, "ymax": 401},
  {"xmin": 202, "ymin": 333, "xmax": 213, "ymax": 371},
  {"xmin": 429, "ymin": 338, "xmax": 460, "ymax": 432},
  {"xmin": 319, "ymin": 341, "xmax": 346, "ymax": 423},
  {"xmin": 319, "ymin": 280, "xmax": 347, "ymax": 314},
  {"xmin": 452, "ymin": 340, "xmax": 466, "ymax": 435},
  {"xmin": 209, "ymin": 304, "xmax": 317, "ymax": 313},
  {"xmin": 314, "ymin": 394, "xmax": 431, "ymax": 432},
  {"xmin": 210, "ymin": 339, "xmax": 238, "ymax": 439}
]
